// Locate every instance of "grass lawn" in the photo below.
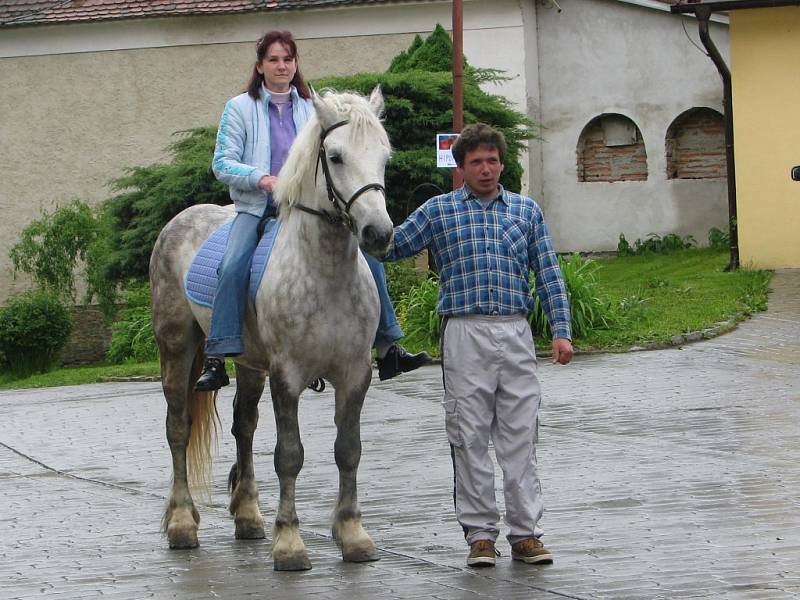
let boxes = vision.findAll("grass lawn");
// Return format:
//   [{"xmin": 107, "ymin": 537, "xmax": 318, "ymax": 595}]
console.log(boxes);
[
  {"xmin": 0, "ymin": 248, "xmax": 772, "ymax": 390},
  {"xmin": 572, "ymin": 248, "xmax": 771, "ymax": 351},
  {"xmin": 0, "ymin": 361, "xmax": 161, "ymax": 391}
]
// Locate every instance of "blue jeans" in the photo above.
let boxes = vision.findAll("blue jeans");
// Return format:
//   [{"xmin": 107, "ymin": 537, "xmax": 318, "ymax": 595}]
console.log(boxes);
[{"xmin": 206, "ymin": 213, "xmax": 403, "ymax": 356}]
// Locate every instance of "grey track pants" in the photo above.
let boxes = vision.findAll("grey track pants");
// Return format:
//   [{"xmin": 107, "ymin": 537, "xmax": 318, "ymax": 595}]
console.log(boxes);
[{"xmin": 441, "ymin": 314, "xmax": 544, "ymax": 545}]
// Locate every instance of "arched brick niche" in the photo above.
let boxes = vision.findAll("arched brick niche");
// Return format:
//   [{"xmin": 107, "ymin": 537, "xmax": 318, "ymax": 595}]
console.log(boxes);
[
  {"xmin": 577, "ymin": 114, "xmax": 648, "ymax": 182},
  {"xmin": 666, "ymin": 107, "xmax": 726, "ymax": 179}
]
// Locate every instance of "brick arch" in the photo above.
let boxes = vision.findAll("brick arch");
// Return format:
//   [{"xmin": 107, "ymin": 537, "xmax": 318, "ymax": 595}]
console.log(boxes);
[
  {"xmin": 666, "ymin": 107, "xmax": 726, "ymax": 180},
  {"xmin": 577, "ymin": 113, "xmax": 648, "ymax": 183}
]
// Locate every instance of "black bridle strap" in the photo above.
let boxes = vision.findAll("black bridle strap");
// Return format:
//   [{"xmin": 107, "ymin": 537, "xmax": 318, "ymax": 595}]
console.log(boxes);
[
  {"xmin": 315, "ymin": 119, "xmax": 386, "ymax": 214},
  {"xmin": 344, "ymin": 182, "xmax": 386, "ymax": 211},
  {"xmin": 293, "ymin": 202, "xmax": 348, "ymax": 227}
]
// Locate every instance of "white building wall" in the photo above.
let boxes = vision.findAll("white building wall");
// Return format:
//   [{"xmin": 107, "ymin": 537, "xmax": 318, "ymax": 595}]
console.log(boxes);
[{"xmin": 534, "ymin": 0, "xmax": 729, "ymax": 252}]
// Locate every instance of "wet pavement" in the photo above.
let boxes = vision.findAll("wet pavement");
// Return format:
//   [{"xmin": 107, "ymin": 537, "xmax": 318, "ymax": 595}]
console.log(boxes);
[{"xmin": 2, "ymin": 271, "xmax": 799, "ymax": 599}]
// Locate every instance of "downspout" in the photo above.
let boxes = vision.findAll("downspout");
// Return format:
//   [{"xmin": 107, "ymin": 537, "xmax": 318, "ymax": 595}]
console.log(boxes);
[
  {"xmin": 452, "ymin": 0, "xmax": 464, "ymax": 190},
  {"xmin": 695, "ymin": 6, "xmax": 740, "ymax": 270}
]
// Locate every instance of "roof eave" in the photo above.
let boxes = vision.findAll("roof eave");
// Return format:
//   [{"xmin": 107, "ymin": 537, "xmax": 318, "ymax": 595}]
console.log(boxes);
[{"xmin": 672, "ymin": 0, "xmax": 800, "ymax": 14}]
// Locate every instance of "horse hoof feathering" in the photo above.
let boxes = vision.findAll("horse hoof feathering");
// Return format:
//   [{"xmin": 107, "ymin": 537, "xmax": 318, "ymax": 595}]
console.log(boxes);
[{"xmin": 150, "ymin": 87, "xmax": 391, "ymax": 572}]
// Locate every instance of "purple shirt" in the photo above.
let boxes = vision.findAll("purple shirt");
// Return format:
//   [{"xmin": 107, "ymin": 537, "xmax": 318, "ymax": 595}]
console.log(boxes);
[
  {"xmin": 266, "ymin": 100, "xmax": 296, "ymax": 211},
  {"xmin": 269, "ymin": 101, "xmax": 296, "ymax": 177}
]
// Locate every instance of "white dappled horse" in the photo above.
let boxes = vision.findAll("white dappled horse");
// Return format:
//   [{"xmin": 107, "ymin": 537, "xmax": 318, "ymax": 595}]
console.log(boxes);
[{"xmin": 149, "ymin": 87, "xmax": 392, "ymax": 570}]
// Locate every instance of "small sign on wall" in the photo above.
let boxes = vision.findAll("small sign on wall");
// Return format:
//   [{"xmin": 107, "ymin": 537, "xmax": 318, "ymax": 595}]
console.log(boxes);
[{"xmin": 437, "ymin": 133, "xmax": 459, "ymax": 168}]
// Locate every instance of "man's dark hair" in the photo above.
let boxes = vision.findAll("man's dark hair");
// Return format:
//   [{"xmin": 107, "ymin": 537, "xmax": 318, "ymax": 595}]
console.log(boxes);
[
  {"xmin": 451, "ymin": 123, "xmax": 507, "ymax": 167},
  {"xmin": 246, "ymin": 30, "xmax": 310, "ymax": 100}
]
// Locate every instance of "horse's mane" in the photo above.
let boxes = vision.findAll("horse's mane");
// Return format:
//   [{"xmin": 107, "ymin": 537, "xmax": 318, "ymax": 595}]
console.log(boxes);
[{"xmin": 274, "ymin": 91, "xmax": 390, "ymax": 210}]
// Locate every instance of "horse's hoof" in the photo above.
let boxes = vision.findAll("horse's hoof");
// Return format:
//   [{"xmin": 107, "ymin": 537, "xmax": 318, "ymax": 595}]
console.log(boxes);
[
  {"xmin": 342, "ymin": 548, "xmax": 381, "ymax": 563},
  {"xmin": 168, "ymin": 530, "xmax": 199, "ymax": 550},
  {"xmin": 273, "ymin": 555, "xmax": 313, "ymax": 571},
  {"xmin": 235, "ymin": 521, "xmax": 266, "ymax": 540}
]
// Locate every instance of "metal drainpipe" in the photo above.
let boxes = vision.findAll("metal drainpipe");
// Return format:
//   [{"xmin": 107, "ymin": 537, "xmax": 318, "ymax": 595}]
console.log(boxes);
[
  {"xmin": 695, "ymin": 6, "xmax": 740, "ymax": 270},
  {"xmin": 452, "ymin": 0, "xmax": 464, "ymax": 190}
]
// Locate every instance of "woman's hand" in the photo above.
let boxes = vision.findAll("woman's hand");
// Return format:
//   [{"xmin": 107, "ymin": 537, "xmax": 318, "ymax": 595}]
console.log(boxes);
[{"xmin": 259, "ymin": 175, "xmax": 278, "ymax": 193}]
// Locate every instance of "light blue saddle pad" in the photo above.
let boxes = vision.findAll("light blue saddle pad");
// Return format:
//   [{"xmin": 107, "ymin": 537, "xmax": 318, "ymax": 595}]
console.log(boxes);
[{"xmin": 184, "ymin": 218, "xmax": 281, "ymax": 308}]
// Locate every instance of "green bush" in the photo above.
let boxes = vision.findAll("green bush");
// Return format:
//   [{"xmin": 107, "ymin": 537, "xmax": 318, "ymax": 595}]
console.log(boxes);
[
  {"xmin": 384, "ymin": 258, "xmax": 424, "ymax": 305},
  {"xmin": 617, "ymin": 232, "xmax": 696, "ymax": 256},
  {"xmin": 107, "ymin": 283, "xmax": 159, "ymax": 363},
  {"xmin": 396, "ymin": 275, "xmax": 440, "ymax": 354},
  {"xmin": 9, "ymin": 200, "xmax": 113, "ymax": 307},
  {"xmin": 0, "ymin": 290, "xmax": 73, "ymax": 378},
  {"xmin": 708, "ymin": 226, "xmax": 730, "ymax": 250},
  {"xmin": 528, "ymin": 254, "xmax": 613, "ymax": 339}
]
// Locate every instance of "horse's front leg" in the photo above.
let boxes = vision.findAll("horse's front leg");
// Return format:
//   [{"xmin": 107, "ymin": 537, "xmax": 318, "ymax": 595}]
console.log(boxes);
[
  {"xmin": 331, "ymin": 363, "xmax": 379, "ymax": 563},
  {"xmin": 269, "ymin": 368, "xmax": 311, "ymax": 571},
  {"xmin": 228, "ymin": 363, "xmax": 267, "ymax": 540}
]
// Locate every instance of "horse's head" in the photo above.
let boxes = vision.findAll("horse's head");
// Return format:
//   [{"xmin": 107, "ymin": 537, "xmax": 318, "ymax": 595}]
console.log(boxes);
[
  {"xmin": 276, "ymin": 87, "xmax": 394, "ymax": 257},
  {"xmin": 312, "ymin": 87, "xmax": 395, "ymax": 256}
]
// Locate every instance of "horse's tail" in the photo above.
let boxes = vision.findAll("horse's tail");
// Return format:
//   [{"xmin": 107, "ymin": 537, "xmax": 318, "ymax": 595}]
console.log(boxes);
[{"xmin": 187, "ymin": 344, "xmax": 220, "ymax": 498}]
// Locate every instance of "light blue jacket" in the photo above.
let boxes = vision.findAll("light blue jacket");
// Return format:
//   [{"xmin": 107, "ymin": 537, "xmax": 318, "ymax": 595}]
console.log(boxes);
[{"xmin": 212, "ymin": 85, "xmax": 314, "ymax": 217}]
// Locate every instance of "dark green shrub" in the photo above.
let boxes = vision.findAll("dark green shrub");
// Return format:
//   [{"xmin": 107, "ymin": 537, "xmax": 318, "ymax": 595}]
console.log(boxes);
[
  {"xmin": 0, "ymin": 290, "xmax": 73, "ymax": 378},
  {"xmin": 528, "ymin": 254, "xmax": 613, "ymax": 339},
  {"xmin": 708, "ymin": 226, "xmax": 730, "ymax": 250},
  {"xmin": 107, "ymin": 283, "xmax": 158, "ymax": 363},
  {"xmin": 617, "ymin": 233, "xmax": 633, "ymax": 257},
  {"xmin": 617, "ymin": 232, "xmax": 696, "ymax": 256},
  {"xmin": 385, "ymin": 258, "xmax": 424, "ymax": 305}
]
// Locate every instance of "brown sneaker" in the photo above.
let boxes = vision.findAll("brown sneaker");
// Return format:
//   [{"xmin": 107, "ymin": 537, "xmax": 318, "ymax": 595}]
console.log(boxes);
[
  {"xmin": 511, "ymin": 537, "xmax": 553, "ymax": 564},
  {"xmin": 467, "ymin": 539, "xmax": 498, "ymax": 567}
]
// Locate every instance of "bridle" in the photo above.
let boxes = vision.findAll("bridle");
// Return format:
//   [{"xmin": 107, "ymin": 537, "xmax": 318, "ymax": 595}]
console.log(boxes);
[{"xmin": 293, "ymin": 119, "xmax": 387, "ymax": 231}]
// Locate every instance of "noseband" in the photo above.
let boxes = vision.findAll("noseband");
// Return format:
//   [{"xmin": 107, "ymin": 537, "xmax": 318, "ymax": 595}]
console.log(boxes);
[{"xmin": 294, "ymin": 119, "xmax": 386, "ymax": 230}]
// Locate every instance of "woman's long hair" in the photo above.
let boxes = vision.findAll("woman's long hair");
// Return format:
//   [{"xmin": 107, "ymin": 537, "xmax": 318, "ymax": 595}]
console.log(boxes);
[{"xmin": 246, "ymin": 31, "xmax": 310, "ymax": 100}]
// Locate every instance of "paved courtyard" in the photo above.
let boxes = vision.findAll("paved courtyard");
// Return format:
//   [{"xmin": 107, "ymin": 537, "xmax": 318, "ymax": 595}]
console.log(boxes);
[{"xmin": 1, "ymin": 271, "xmax": 799, "ymax": 599}]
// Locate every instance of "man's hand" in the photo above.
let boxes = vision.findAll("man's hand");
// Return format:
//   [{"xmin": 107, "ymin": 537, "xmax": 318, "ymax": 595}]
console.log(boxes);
[
  {"xmin": 259, "ymin": 175, "xmax": 278, "ymax": 193},
  {"xmin": 551, "ymin": 337, "xmax": 573, "ymax": 365}
]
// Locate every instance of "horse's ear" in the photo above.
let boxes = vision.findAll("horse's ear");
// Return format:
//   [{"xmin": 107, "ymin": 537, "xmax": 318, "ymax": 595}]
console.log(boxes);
[
  {"xmin": 312, "ymin": 89, "xmax": 338, "ymax": 130},
  {"xmin": 368, "ymin": 85, "xmax": 384, "ymax": 117}
]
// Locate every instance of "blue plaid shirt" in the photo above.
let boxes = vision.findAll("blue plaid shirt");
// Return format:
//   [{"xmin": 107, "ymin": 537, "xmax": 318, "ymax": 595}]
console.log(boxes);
[{"xmin": 385, "ymin": 185, "xmax": 572, "ymax": 340}]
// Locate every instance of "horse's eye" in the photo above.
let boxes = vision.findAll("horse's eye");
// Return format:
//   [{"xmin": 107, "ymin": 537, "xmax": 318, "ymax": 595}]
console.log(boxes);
[{"xmin": 330, "ymin": 154, "xmax": 343, "ymax": 165}]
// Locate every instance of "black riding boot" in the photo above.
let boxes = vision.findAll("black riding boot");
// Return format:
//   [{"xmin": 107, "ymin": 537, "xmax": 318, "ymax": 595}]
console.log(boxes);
[
  {"xmin": 194, "ymin": 357, "xmax": 230, "ymax": 392},
  {"xmin": 377, "ymin": 344, "xmax": 432, "ymax": 381}
]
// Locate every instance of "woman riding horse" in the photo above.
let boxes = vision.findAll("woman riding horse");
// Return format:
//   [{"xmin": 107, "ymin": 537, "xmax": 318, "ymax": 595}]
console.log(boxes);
[
  {"xmin": 152, "ymin": 85, "xmax": 398, "ymax": 568},
  {"xmin": 196, "ymin": 30, "xmax": 430, "ymax": 391}
]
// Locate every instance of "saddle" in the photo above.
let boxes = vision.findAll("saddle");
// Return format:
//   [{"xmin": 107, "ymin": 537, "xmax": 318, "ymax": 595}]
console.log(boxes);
[{"xmin": 184, "ymin": 218, "xmax": 281, "ymax": 308}]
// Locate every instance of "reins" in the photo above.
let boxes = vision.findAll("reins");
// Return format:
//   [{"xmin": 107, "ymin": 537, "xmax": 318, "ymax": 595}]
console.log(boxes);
[{"xmin": 293, "ymin": 119, "xmax": 386, "ymax": 232}]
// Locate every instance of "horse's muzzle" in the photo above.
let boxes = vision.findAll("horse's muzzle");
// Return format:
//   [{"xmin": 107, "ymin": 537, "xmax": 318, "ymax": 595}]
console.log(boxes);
[{"xmin": 360, "ymin": 224, "xmax": 393, "ymax": 257}]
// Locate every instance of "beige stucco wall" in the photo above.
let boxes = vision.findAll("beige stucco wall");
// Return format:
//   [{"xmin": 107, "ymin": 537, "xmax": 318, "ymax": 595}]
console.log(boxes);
[{"xmin": 731, "ymin": 7, "xmax": 800, "ymax": 269}]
